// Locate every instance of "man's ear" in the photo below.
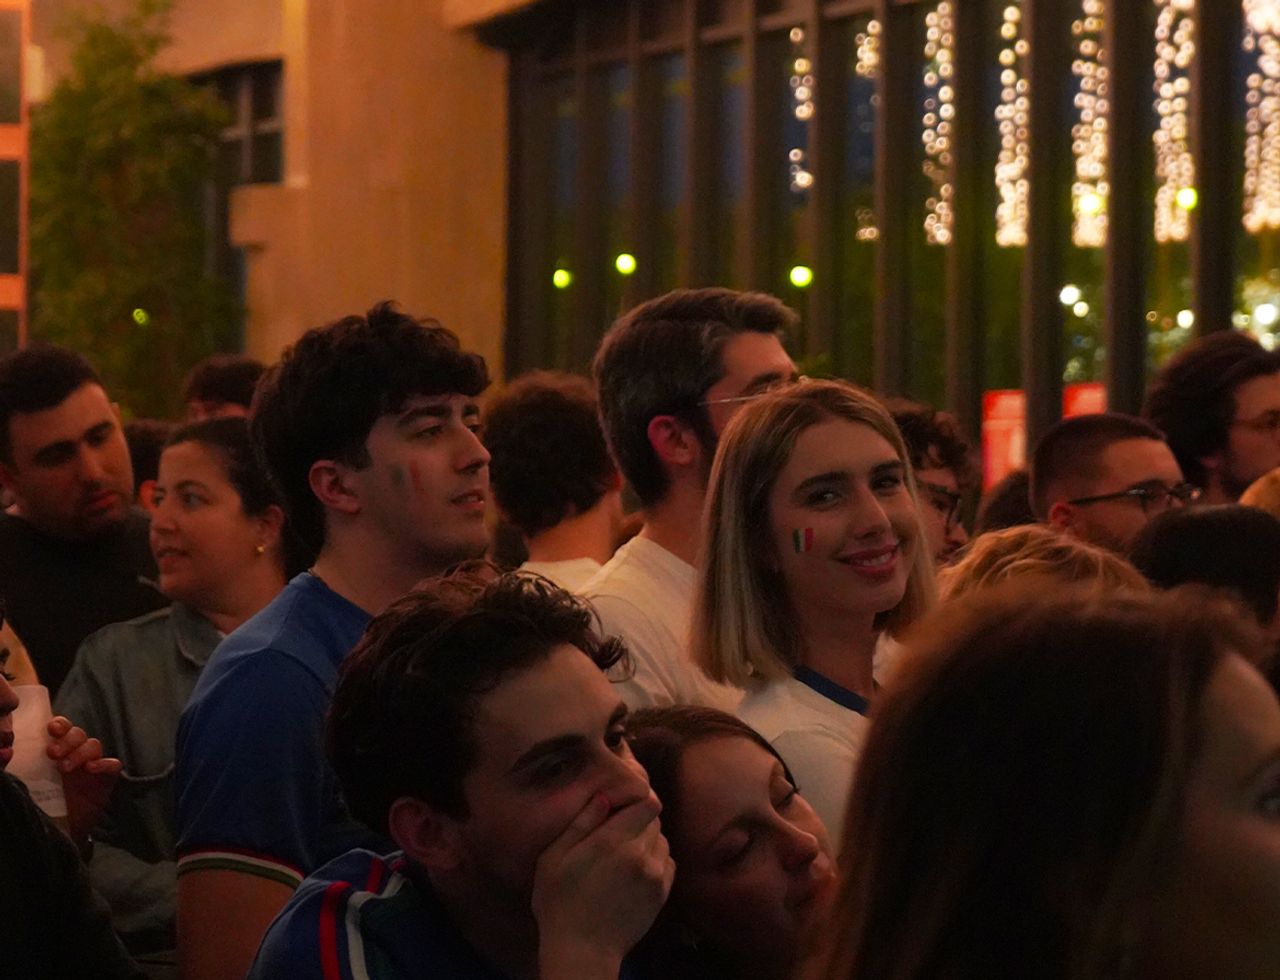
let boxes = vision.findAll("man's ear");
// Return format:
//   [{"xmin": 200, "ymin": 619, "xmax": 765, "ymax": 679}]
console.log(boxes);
[
  {"xmin": 1046, "ymin": 500, "xmax": 1075, "ymax": 532},
  {"xmin": 646, "ymin": 415, "xmax": 701, "ymax": 471},
  {"xmin": 387, "ymin": 796, "xmax": 465, "ymax": 873},
  {"xmin": 308, "ymin": 460, "xmax": 361, "ymax": 516},
  {"xmin": 137, "ymin": 479, "xmax": 159, "ymax": 513}
]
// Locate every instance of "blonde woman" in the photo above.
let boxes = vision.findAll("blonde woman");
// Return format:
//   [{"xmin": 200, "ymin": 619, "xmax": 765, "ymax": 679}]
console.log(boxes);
[
  {"xmin": 693, "ymin": 379, "xmax": 936, "ymax": 843},
  {"xmin": 939, "ymin": 523, "xmax": 1149, "ymax": 603}
]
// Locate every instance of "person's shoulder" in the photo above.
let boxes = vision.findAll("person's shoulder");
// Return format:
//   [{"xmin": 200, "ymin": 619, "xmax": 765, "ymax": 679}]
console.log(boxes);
[
  {"xmin": 250, "ymin": 850, "xmax": 419, "ymax": 980},
  {"xmin": 69, "ymin": 606, "xmax": 177, "ymax": 672}
]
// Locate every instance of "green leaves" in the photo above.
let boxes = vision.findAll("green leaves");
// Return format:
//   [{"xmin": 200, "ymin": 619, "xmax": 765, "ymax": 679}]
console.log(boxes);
[{"xmin": 29, "ymin": 0, "xmax": 240, "ymax": 418}]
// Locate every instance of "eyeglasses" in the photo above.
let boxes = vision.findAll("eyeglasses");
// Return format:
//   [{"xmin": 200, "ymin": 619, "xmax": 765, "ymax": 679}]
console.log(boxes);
[
  {"xmin": 1231, "ymin": 409, "xmax": 1280, "ymax": 436},
  {"xmin": 919, "ymin": 480, "xmax": 963, "ymax": 530},
  {"xmin": 1066, "ymin": 482, "xmax": 1201, "ymax": 514},
  {"xmin": 699, "ymin": 375, "xmax": 809, "ymax": 408}
]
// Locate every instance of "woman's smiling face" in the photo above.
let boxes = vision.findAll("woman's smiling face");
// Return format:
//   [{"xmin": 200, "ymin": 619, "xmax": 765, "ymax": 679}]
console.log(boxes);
[{"xmin": 767, "ymin": 417, "xmax": 918, "ymax": 628}]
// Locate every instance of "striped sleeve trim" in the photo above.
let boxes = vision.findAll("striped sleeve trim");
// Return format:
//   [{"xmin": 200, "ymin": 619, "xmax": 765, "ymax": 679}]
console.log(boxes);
[{"xmin": 177, "ymin": 849, "xmax": 305, "ymax": 888}]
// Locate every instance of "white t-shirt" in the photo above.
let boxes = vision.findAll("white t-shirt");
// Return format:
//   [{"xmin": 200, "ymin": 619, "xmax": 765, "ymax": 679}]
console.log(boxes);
[
  {"xmin": 519, "ymin": 558, "xmax": 603, "ymax": 594},
  {"xmin": 737, "ymin": 670, "xmax": 870, "ymax": 849},
  {"xmin": 583, "ymin": 536, "xmax": 741, "ymax": 710}
]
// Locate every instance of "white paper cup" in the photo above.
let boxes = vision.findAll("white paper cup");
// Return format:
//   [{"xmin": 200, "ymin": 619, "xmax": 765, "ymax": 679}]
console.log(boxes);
[{"xmin": 9, "ymin": 685, "xmax": 67, "ymax": 819}]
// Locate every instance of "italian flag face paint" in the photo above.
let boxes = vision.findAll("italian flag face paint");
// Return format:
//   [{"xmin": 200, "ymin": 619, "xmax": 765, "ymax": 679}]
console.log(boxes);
[{"xmin": 792, "ymin": 528, "xmax": 814, "ymax": 553}]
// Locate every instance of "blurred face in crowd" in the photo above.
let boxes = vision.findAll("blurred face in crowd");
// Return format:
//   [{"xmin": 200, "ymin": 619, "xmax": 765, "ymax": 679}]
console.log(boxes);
[
  {"xmin": 0, "ymin": 383, "xmax": 134, "ymax": 540},
  {"xmin": 1050, "ymin": 437, "xmax": 1186, "ymax": 554},
  {"xmin": 915, "ymin": 460, "xmax": 969, "ymax": 565},
  {"xmin": 1217, "ymin": 372, "xmax": 1280, "ymax": 499},
  {"xmin": 1143, "ymin": 654, "xmax": 1280, "ymax": 978},
  {"xmin": 347, "ymin": 393, "xmax": 491, "ymax": 573},
  {"xmin": 666, "ymin": 735, "xmax": 835, "ymax": 980},
  {"xmin": 768, "ymin": 417, "xmax": 918, "ymax": 630},
  {"xmin": 150, "ymin": 440, "xmax": 281, "ymax": 613},
  {"xmin": 439, "ymin": 645, "xmax": 656, "ymax": 907}
]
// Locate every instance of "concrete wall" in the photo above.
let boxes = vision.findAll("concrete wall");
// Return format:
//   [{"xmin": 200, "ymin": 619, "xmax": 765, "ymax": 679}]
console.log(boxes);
[{"xmin": 32, "ymin": 0, "xmax": 509, "ymax": 377}]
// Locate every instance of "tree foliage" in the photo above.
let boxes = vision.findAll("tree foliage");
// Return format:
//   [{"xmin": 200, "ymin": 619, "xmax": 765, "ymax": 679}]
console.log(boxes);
[{"xmin": 29, "ymin": 0, "xmax": 238, "ymax": 418}]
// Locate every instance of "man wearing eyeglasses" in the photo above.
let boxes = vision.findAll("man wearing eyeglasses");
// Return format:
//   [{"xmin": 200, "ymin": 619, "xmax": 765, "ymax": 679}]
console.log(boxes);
[
  {"xmin": 1030, "ymin": 413, "xmax": 1196, "ymax": 555},
  {"xmin": 1144, "ymin": 330, "xmax": 1280, "ymax": 505},
  {"xmin": 889, "ymin": 400, "xmax": 978, "ymax": 566},
  {"xmin": 587, "ymin": 288, "xmax": 799, "ymax": 709}
]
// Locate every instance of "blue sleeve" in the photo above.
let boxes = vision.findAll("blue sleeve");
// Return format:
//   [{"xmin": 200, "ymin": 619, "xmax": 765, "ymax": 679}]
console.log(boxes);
[
  {"xmin": 175, "ymin": 651, "xmax": 331, "ymax": 885},
  {"xmin": 245, "ymin": 879, "xmax": 333, "ymax": 980}
]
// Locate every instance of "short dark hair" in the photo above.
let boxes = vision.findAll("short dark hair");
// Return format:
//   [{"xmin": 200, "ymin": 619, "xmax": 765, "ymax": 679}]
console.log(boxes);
[
  {"xmin": 1131, "ymin": 504, "xmax": 1280, "ymax": 626},
  {"xmin": 593, "ymin": 288, "xmax": 797, "ymax": 508},
  {"xmin": 123, "ymin": 419, "xmax": 174, "ymax": 491},
  {"xmin": 250, "ymin": 302, "xmax": 490, "ymax": 559},
  {"xmin": 1030, "ymin": 413, "xmax": 1168, "ymax": 519},
  {"xmin": 974, "ymin": 468, "xmax": 1036, "ymax": 534},
  {"xmin": 0, "ymin": 345, "xmax": 101, "ymax": 463},
  {"xmin": 182, "ymin": 354, "xmax": 267, "ymax": 410},
  {"xmin": 485, "ymin": 372, "xmax": 616, "ymax": 538},
  {"xmin": 1144, "ymin": 331, "xmax": 1280, "ymax": 488},
  {"xmin": 167, "ymin": 417, "xmax": 308, "ymax": 577},
  {"xmin": 327, "ymin": 568, "xmax": 627, "ymax": 834},
  {"xmin": 813, "ymin": 585, "xmax": 1267, "ymax": 980},
  {"xmin": 886, "ymin": 398, "xmax": 978, "ymax": 494}
]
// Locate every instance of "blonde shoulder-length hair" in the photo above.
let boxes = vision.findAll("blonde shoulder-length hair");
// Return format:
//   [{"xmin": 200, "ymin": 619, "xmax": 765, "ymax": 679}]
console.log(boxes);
[{"xmin": 693, "ymin": 379, "xmax": 937, "ymax": 687}]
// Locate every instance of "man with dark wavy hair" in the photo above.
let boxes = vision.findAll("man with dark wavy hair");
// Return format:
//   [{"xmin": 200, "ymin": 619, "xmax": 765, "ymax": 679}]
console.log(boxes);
[
  {"xmin": 249, "ymin": 571, "xmax": 672, "ymax": 980},
  {"xmin": 175, "ymin": 302, "xmax": 492, "ymax": 980}
]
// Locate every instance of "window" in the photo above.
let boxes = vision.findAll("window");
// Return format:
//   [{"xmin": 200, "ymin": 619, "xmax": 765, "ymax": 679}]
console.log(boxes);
[
  {"xmin": 191, "ymin": 61, "xmax": 283, "ymax": 313},
  {"xmin": 498, "ymin": 0, "xmax": 1273, "ymax": 441}
]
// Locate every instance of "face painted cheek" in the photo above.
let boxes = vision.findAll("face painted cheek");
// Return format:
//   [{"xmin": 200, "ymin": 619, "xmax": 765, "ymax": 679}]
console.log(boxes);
[{"xmin": 790, "ymin": 527, "xmax": 816, "ymax": 554}]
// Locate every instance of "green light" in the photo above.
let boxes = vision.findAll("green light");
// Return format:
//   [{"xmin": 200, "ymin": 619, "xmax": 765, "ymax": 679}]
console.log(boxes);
[
  {"xmin": 552, "ymin": 268, "xmax": 573, "ymax": 289},
  {"xmin": 1176, "ymin": 186, "xmax": 1198, "ymax": 210},
  {"xmin": 614, "ymin": 253, "xmax": 637, "ymax": 276},
  {"xmin": 789, "ymin": 265, "xmax": 814, "ymax": 289},
  {"xmin": 131, "ymin": 308, "xmax": 150, "ymax": 326}
]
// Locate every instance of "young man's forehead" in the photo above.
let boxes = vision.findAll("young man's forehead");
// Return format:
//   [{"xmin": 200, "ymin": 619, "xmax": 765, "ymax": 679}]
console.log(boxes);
[{"xmin": 9, "ymin": 383, "xmax": 116, "ymax": 447}]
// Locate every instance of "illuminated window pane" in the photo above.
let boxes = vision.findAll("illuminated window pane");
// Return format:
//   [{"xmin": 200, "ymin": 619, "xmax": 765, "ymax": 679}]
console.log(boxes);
[
  {"xmin": 0, "ymin": 310, "xmax": 16, "ymax": 355},
  {"xmin": 0, "ymin": 10, "xmax": 19, "ymax": 126},
  {"xmin": 835, "ymin": 14, "xmax": 878, "ymax": 386},
  {"xmin": 1238, "ymin": 0, "xmax": 1280, "ymax": 352},
  {"xmin": 706, "ymin": 43, "xmax": 747, "ymax": 287},
  {"xmin": 0, "ymin": 161, "xmax": 17, "ymax": 276},
  {"xmin": 909, "ymin": 2, "xmax": 947, "ymax": 406},
  {"xmin": 653, "ymin": 54, "xmax": 687, "ymax": 294},
  {"xmin": 549, "ymin": 76, "xmax": 578, "ymax": 365}
]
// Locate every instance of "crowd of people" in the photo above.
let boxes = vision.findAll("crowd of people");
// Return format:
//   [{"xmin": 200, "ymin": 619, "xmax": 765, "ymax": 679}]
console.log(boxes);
[{"xmin": 2, "ymin": 288, "xmax": 1280, "ymax": 979}]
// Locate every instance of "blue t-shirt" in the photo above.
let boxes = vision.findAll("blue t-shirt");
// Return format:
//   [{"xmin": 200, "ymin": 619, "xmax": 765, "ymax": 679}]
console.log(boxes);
[
  {"xmin": 175, "ymin": 573, "xmax": 384, "ymax": 886},
  {"xmin": 249, "ymin": 850, "xmax": 511, "ymax": 980}
]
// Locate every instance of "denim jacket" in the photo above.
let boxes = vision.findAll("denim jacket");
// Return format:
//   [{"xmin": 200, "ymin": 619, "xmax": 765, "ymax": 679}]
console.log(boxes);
[{"xmin": 55, "ymin": 602, "xmax": 220, "ymax": 954}]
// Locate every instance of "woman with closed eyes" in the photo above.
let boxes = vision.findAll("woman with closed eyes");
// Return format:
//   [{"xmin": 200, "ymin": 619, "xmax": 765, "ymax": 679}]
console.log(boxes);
[{"xmin": 692, "ymin": 379, "xmax": 936, "ymax": 845}]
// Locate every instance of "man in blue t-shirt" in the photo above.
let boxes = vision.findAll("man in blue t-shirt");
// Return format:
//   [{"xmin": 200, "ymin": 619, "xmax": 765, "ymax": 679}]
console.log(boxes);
[
  {"xmin": 249, "ymin": 571, "xmax": 672, "ymax": 980},
  {"xmin": 175, "ymin": 302, "xmax": 493, "ymax": 980}
]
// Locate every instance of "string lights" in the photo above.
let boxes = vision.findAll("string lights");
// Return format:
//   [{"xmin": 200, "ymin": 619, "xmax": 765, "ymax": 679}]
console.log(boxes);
[
  {"xmin": 1244, "ymin": 0, "xmax": 1280, "ymax": 234},
  {"xmin": 995, "ymin": 3, "xmax": 1030, "ymax": 247},
  {"xmin": 1153, "ymin": 0, "xmax": 1195, "ymax": 244},
  {"xmin": 922, "ymin": 2, "xmax": 955, "ymax": 246},
  {"xmin": 788, "ymin": 27, "xmax": 814, "ymax": 195},
  {"xmin": 1071, "ymin": 0, "xmax": 1108, "ymax": 248},
  {"xmin": 855, "ymin": 20, "xmax": 880, "ymax": 242}
]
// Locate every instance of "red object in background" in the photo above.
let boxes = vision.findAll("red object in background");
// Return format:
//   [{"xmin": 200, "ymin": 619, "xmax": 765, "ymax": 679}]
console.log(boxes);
[{"xmin": 981, "ymin": 382, "xmax": 1107, "ymax": 489}]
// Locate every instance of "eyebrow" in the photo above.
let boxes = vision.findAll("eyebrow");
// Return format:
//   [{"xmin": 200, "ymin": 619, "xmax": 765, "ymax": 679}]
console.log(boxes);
[
  {"xmin": 173, "ymin": 479, "xmax": 210, "ymax": 494},
  {"xmin": 740, "ymin": 369, "xmax": 795, "ymax": 394},
  {"xmin": 707, "ymin": 761, "xmax": 793, "ymax": 847},
  {"xmin": 793, "ymin": 459, "xmax": 903, "ymax": 493},
  {"xmin": 396, "ymin": 402, "xmax": 481, "ymax": 429},
  {"xmin": 510, "ymin": 701, "xmax": 629, "ymax": 775},
  {"xmin": 32, "ymin": 420, "xmax": 115, "ymax": 461}
]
